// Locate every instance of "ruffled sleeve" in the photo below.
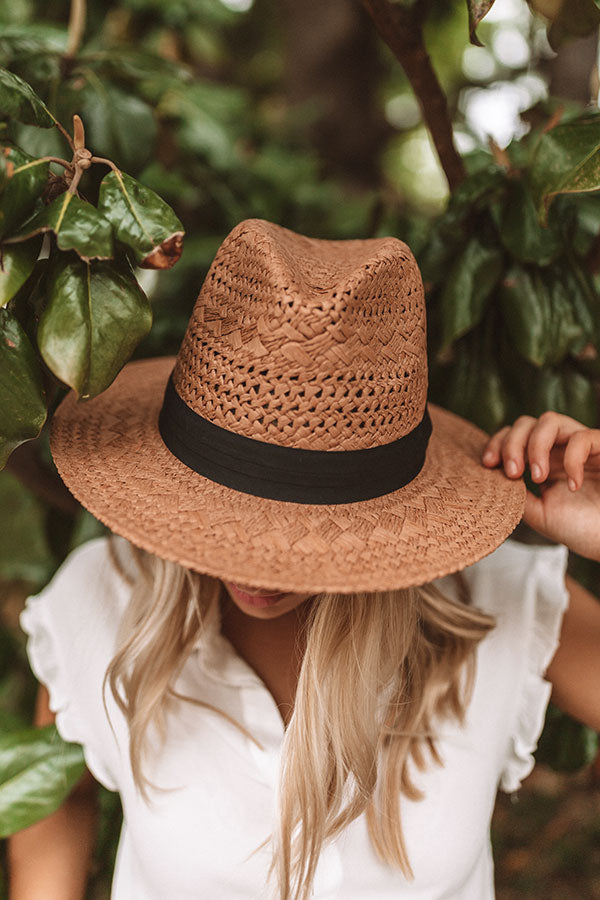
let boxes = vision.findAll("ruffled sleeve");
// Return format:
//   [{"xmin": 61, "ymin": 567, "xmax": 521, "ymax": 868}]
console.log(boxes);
[
  {"xmin": 498, "ymin": 542, "xmax": 570, "ymax": 794},
  {"xmin": 19, "ymin": 536, "xmax": 130, "ymax": 792}
]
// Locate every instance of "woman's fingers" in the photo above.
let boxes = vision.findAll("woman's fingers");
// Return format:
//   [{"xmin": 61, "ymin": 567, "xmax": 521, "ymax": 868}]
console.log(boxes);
[
  {"xmin": 563, "ymin": 429, "xmax": 600, "ymax": 490},
  {"xmin": 483, "ymin": 411, "xmax": 592, "ymax": 482},
  {"xmin": 482, "ymin": 417, "xmax": 536, "ymax": 477}
]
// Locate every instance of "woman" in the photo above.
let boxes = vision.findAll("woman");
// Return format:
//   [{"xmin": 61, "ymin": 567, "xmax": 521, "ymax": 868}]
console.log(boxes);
[{"xmin": 9, "ymin": 219, "xmax": 600, "ymax": 900}]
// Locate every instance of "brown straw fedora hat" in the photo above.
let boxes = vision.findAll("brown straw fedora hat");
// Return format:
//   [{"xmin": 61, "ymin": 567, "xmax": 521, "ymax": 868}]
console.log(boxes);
[{"xmin": 50, "ymin": 218, "xmax": 525, "ymax": 592}]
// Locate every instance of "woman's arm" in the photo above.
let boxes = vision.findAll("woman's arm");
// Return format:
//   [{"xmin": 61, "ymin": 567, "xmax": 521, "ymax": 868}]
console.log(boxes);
[
  {"xmin": 545, "ymin": 575, "xmax": 600, "ymax": 731},
  {"xmin": 7, "ymin": 685, "xmax": 99, "ymax": 900},
  {"xmin": 483, "ymin": 411, "xmax": 600, "ymax": 730}
]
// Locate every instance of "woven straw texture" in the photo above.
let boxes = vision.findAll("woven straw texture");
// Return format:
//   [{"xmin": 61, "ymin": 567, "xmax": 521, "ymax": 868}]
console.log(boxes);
[
  {"xmin": 50, "ymin": 219, "xmax": 525, "ymax": 592},
  {"xmin": 172, "ymin": 219, "xmax": 427, "ymax": 450}
]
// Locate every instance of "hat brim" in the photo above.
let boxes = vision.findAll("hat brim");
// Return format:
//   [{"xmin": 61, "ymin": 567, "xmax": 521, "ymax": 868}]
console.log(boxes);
[{"xmin": 50, "ymin": 356, "xmax": 525, "ymax": 593}]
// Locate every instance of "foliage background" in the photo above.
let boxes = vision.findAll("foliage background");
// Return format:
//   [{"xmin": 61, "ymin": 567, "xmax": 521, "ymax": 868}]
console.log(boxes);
[{"xmin": 1, "ymin": 0, "xmax": 600, "ymax": 895}]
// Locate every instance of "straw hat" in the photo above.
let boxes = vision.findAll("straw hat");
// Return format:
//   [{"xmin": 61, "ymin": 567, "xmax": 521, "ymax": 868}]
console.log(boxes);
[{"xmin": 50, "ymin": 218, "xmax": 525, "ymax": 592}]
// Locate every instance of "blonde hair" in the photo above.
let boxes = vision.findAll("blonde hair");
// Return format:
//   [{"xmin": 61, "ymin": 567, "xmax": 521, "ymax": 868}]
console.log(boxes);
[{"xmin": 104, "ymin": 536, "xmax": 495, "ymax": 900}]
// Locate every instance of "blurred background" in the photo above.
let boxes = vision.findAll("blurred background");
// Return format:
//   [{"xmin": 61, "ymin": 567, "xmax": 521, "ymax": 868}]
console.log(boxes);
[{"xmin": 1, "ymin": 0, "xmax": 600, "ymax": 895}]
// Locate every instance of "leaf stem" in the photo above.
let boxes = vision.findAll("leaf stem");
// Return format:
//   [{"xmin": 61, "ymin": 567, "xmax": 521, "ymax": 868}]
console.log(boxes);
[
  {"xmin": 90, "ymin": 156, "xmax": 121, "ymax": 174},
  {"xmin": 65, "ymin": 0, "xmax": 87, "ymax": 59},
  {"xmin": 361, "ymin": 0, "xmax": 465, "ymax": 191}
]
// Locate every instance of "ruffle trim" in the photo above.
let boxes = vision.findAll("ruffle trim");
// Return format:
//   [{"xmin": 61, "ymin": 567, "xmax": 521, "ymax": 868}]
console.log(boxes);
[
  {"xmin": 20, "ymin": 591, "xmax": 119, "ymax": 792},
  {"xmin": 500, "ymin": 544, "xmax": 570, "ymax": 794}
]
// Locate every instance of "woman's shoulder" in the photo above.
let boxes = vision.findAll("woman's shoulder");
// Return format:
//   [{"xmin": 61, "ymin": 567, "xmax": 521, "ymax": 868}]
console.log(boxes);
[
  {"xmin": 435, "ymin": 536, "xmax": 569, "ymax": 619},
  {"xmin": 20, "ymin": 534, "xmax": 135, "ymax": 645}
]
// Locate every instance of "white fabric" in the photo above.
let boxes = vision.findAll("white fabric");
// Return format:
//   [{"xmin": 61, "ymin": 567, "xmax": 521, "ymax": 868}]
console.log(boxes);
[{"xmin": 19, "ymin": 535, "xmax": 570, "ymax": 899}]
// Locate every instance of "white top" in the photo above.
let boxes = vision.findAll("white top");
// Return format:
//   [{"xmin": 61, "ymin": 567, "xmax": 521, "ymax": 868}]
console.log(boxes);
[{"xmin": 20, "ymin": 535, "xmax": 570, "ymax": 900}]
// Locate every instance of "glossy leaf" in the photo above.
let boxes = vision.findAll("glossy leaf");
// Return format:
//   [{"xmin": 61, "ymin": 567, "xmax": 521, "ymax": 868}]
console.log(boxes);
[
  {"xmin": 530, "ymin": 118, "xmax": 600, "ymax": 223},
  {"xmin": 439, "ymin": 238, "xmax": 503, "ymax": 348},
  {"xmin": 0, "ymin": 68, "xmax": 54, "ymax": 128},
  {"xmin": 12, "ymin": 194, "xmax": 113, "ymax": 261},
  {"xmin": 38, "ymin": 256, "xmax": 152, "ymax": 399},
  {"xmin": 0, "ymin": 725, "xmax": 85, "ymax": 837},
  {"xmin": 0, "ymin": 239, "xmax": 40, "ymax": 306},
  {"xmin": 500, "ymin": 179, "xmax": 562, "ymax": 265},
  {"xmin": 0, "ymin": 470, "xmax": 55, "ymax": 585},
  {"xmin": 0, "ymin": 145, "xmax": 48, "ymax": 239},
  {"xmin": 0, "ymin": 308, "xmax": 46, "ymax": 467},
  {"xmin": 98, "ymin": 170, "xmax": 184, "ymax": 269},
  {"xmin": 465, "ymin": 0, "xmax": 496, "ymax": 45},
  {"xmin": 529, "ymin": 366, "xmax": 597, "ymax": 426},
  {"xmin": 500, "ymin": 267, "xmax": 583, "ymax": 367}
]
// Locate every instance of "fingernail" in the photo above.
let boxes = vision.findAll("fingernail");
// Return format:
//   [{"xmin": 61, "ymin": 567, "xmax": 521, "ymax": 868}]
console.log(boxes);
[
  {"xmin": 483, "ymin": 451, "xmax": 495, "ymax": 464},
  {"xmin": 531, "ymin": 464, "xmax": 541, "ymax": 481},
  {"xmin": 506, "ymin": 460, "xmax": 518, "ymax": 476},
  {"xmin": 568, "ymin": 478, "xmax": 577, "ymax": 492}
]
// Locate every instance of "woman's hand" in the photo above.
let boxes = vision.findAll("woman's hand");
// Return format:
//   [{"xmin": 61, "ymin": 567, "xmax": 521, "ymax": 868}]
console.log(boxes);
[{"xmin": 482, "ymin": 412, "xmax": 600, "ymax": 562}]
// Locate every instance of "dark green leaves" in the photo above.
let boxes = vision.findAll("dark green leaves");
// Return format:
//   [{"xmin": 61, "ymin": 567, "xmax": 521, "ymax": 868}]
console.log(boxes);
[
  {"xmin": 0, "ymin": 470, "xmax": 55, "ymax": 585},
  {"xmin": 0, "ymin": 146, "xmax": 49, "ymax": 239},
  {"xmin": 76, "ymin": 82, "xmax": 157, "ymax": 174},
  {"xmin": 500, "ymin": 267, "xmax": 584, "ymax": 367},
  {"xmin": 0, "ymin": 68, "xmax": 54, "ymax": 128},
  {"xmin": 38, "ymin": 256, "xmax": 152, "ymax": 399},
  {"xmin": 530, "ymin": 118, "xmax": 600, "ymax": 223},
  {"xmin": 0, "ymin": 309, "xmax": 46, "ymax": 466},
  {"xmin": 439, "ymin": 238, "xmax": 503, "ymax": 348},
  {"xmin": 0, "ymin": 239, "xmax": 41, "ymax": 306},
  {"xmin": 12, "ymin": 194, "xmax": 114, "ymax": 261},
  {"xmin": 98, "ymin": 170, "xmax": 184, "ymax": 268},
  {"xmin": 499, "ymin": 180, "xmax": 562, "ymax": 265},
  {"xmin": 0, "ymin": 725, "xmax": 85, "ymax": 837}
]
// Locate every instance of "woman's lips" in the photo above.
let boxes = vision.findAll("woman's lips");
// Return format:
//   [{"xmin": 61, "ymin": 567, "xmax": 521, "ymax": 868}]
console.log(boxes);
[{"xmin": 227, "ymin": 582, "xmax": 286, "ymax": 608}]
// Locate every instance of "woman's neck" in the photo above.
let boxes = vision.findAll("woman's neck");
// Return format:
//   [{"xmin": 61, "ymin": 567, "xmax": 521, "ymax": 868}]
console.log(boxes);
[{"xmin": 219, "ymin": 595, "xmax": 311, "ymax": 727}]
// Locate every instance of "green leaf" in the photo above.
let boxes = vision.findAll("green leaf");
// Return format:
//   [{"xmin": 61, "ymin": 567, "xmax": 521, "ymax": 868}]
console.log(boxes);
[
  {"xmin": 0, "ymin": 239, "xmax": 40, "ymax": 306},
  {"xmin": 11, "ymin": 194, "xmax": 113, "ymax": 262},
  {"xmin": 530, "ymin": 118, "xmax": 600, "ymax": 223},
  {"xmin": 97, "ymin": 170, "xmax": 184, "ymax": 269},
  {"xmin": 75, "ymin": 79, "xmax": 157, "ymax": 174},
  {"xmin": 430, "ymin": 336, "xmax": 508, "ymax": 434},
  {"xmin": 530, "ymin": 366, "xmax": 597, "ymax": 425},
  {"xmin": 536, "ymin": 704, "xmax": 599, "ymax": 772},
  {"xmin": 500, "ymin": 267, "xmax": 584, "ymax": 366},
  {"xmin": 0, "ymin": 470, "xmax": 55, "ymax": 585},
  {"xmin": 466, "ymin": 0, "xmax": 496, "ymax": 45},
  {"xmin": 0, "ymin": 145, "xmax": 48, "ymax": 239},
  {"xmin": 158, "ymin": 82, "xmax": 246, "ymax": 170},
  {"xmin": 499, "ymin": 179, "xmax": 562, "ymax": 265},
  {"xmin": 0, "ymin": 68, "xmax": 54, "ymax": 128},
  {"xmin": 0, "ymin": 307, "xmax": 46, "ymax": 467},
  {"xmin": 439, "ymin": 238, "xmax": 503, "ymax": 348},
  {"xmin": 0, "ymin": 725, "xmax": 85, "ymax": 837},
  {"xmin": 38, "ymin": 256, "xmax": 153, "ymax": 399}
]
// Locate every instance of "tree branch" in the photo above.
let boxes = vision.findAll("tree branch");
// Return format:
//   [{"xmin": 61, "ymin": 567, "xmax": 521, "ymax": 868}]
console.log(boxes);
[
  {"xmin": 361, "ymin": 0, "xmax": 465, "ymax": 192},
  {"xmin": 65, "ymin": 0, "xmax": 86, "ymax": 59}
]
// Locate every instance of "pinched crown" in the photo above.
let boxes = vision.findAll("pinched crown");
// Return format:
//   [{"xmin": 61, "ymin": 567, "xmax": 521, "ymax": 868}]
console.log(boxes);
[{"xmin": 172, "ymin": 218, "xmax": 427, "ymax": 451}]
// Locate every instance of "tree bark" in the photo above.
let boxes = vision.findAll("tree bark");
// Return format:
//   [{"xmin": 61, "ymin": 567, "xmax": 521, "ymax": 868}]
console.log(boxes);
[{"xmin": 361, "ymin": 0, "xmax": 465, "ymax": 192}]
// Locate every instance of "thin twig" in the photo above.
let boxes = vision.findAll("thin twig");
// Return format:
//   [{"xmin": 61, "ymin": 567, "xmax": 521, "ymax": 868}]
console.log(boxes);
[
  {"xmin": 65, "ymin": 0, "xmax": 86, "ymax": 59},
  {"xmin": 361, "ymin": 0, "xmax": 465, "ymax": 191},
  {"xmin": 54, "ymin": 119, "xmax": 75, "ymax": 152},
  {"xmin": 90, "ymin": 156, "xmax": 121, "ymax": 173}
]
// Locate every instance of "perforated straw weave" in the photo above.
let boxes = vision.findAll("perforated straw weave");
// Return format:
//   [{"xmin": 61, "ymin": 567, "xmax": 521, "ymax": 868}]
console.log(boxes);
[{"xmin": 50, "ymin": 219, "xmax": 525, "ymax": 592}]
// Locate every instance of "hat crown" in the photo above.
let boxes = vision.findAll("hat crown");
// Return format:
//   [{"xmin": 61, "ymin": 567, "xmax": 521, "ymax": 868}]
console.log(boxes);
[{"xmin": 172, "ymin": 219, "xmax": 427, "ymax": 451}]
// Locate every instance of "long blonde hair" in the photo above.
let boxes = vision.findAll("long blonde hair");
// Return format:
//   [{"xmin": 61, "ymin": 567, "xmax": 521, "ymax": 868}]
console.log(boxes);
[{"xmin": 104, "ymin": 535, "xmax": 495, "ymax": 900}]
